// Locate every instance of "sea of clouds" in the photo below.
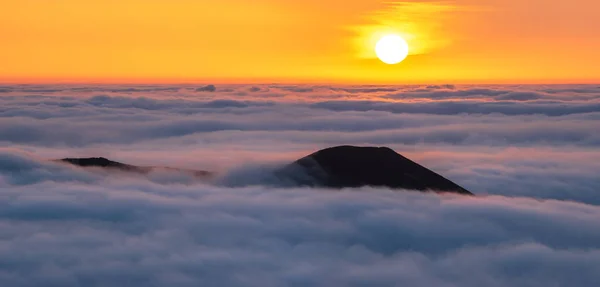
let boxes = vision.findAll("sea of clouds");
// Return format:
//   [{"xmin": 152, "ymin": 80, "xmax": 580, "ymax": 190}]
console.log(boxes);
[{"xmin": 1, "ymin": 84, "xmax": 599, "ymax": 286}]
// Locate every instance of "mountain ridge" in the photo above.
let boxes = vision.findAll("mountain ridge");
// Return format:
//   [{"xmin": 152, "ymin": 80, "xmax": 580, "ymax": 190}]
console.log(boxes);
[
  {"xmin": 277, "ymin": 146, "xmax": 472, "ymax": 195},
  {"xmin": 57, "ymin": 157, "xmax": 212, "ymax": 178},
  {"xmin": 57, "ymin": 146, "xmax": 472, "ymax": 195}
]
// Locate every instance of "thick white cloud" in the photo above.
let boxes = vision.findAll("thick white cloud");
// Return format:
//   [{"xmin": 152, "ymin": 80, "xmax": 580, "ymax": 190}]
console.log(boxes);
[
  {"xmin": 1, "ymin": 179, "xmax": 600, "ymax": 286},
  {"xmin": 1, "ymin": 84, "xmax": 600, "ymax": 286}
]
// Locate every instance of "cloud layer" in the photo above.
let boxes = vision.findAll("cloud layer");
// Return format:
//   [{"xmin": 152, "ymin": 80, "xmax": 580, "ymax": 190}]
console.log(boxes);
[
  {"xmin": 1, "ymin": 84, "xmax": 600, "ymax": 286},
  {"xmin": 2, "ymin": 84, "xmax": 599, "ymax": 202},
  {"xmin": 2, "ymin": 179, "xmax": 600, "ymax": 286}
]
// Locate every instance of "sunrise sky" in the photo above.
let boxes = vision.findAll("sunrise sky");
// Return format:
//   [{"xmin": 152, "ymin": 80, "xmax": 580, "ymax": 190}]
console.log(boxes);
[{"xmin": 1, "ymin": 0, "xmax": 599, "ymax": 84}]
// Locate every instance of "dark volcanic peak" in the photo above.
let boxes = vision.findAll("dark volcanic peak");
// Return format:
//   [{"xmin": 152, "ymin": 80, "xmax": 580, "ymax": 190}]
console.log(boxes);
[{"xmin": 279, "ymin": 146, "xmax": 473, "ymax": 195}]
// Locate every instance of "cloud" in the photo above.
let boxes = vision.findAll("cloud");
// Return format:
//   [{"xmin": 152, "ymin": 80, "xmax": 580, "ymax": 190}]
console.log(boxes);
[
  {"xmin": 311, "ymin": 100, "xmax": 600, "ymax": 116},
  {"xmin": 196, "ymin": 84, "xmax": 217, "ymax": 92},
  {"xmin": 1, "ymin": 84, "xmax": 599, "ymax": 205},
  {"xmin": 426, "ymin": 84, "xmax": 455, "ymax": 89},
  {"xmin": 0, "ymin": 179, "xmax": 599, "ymax": 286},
  {"xmin": 1, "ymin": 84, "xmax": 600, "ymax": 285},
  {"xmin": 495, "ymin": 92, "xmax": 544, "ymax": 101},
  {"xmin": 2, "ymin": 90, "xmax": 599, "ymax": 147}
]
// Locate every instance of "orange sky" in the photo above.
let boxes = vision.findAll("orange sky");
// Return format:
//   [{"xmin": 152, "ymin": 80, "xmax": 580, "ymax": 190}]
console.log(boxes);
[{"xmin": 1, "ymin": 0, "xmax": 599, "ymax": 84}]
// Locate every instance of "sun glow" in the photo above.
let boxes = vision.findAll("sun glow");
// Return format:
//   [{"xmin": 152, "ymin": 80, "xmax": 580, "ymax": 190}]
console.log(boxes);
[{"xmin": 375, "ymin": 35, "xmax": 409, "ymax": 64}]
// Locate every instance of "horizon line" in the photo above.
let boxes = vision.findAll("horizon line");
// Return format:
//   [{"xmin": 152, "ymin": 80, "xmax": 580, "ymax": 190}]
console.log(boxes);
[{"xmin": 1, "ymin": 77, "xmax": 599, "ymax": 86}]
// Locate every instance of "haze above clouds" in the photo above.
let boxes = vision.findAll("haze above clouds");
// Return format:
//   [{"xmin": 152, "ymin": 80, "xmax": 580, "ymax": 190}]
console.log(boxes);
[{"xmin": 1, "ymin": 84, "xmax": 599, "ymax": 286}]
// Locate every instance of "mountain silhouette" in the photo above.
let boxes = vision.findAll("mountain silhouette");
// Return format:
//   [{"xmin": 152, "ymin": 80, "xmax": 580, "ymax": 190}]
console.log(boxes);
[
  {"xmin": 58, "ymin": 157, "xmax": 212, "ymax": 178},
  {"xmin": 277, "ymin": 146, "xmax": 472, "ymax": 195},
  {"xmin": 59, "ymin": 146, "xmax": 472, "ymax": 195}
]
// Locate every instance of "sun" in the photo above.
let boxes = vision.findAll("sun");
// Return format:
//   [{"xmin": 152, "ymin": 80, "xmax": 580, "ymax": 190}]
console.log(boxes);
[{"xmin": 375, "ymin": 35, "xmax": 410, "ymax": 65}]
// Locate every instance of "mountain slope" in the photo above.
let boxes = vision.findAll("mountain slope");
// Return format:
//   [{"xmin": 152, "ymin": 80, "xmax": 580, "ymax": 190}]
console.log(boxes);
[
  {"xmin": 278, "ymin": 146, "xmax": 472, "ymax": 195},
  {"xmin": 58, "ymin": 157, "xmax": 212, "ymax": 178},
  {"xmin": 58, "ymin": 146, "xmax": 472, "ymax": 195}
]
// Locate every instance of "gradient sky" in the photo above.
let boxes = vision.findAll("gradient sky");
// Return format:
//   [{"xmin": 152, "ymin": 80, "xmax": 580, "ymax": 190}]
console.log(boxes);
[{"xmin": 1, "ymin": 0, "xmax": 599, "ymax": 83}]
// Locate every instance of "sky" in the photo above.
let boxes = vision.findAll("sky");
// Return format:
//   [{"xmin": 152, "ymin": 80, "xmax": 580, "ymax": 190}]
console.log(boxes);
[
  {"xmin": 1, "ymin": 83, "xmax": 600, "ymax": 285},
  {"xmin": 1, "ymin": 0, "xmax": 599, "ymax": 83}
]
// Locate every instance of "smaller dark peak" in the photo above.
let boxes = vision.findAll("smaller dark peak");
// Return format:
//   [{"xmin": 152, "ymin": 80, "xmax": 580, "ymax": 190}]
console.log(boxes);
[
  {"xmin": 57, "ymin": 157, "xmax": 212, "ymax": 178},
  {"xmin": 60, "ymin": 157, "xmax": 139, "ymax": 171}
]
